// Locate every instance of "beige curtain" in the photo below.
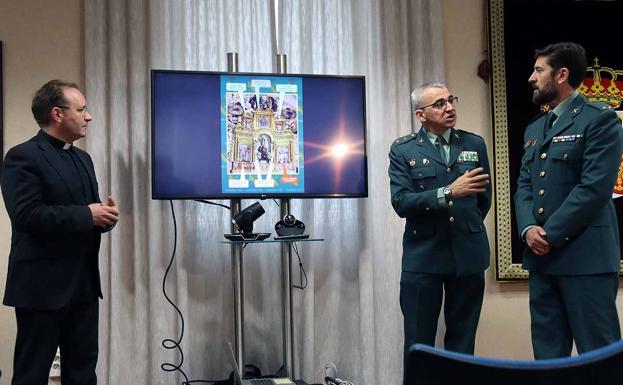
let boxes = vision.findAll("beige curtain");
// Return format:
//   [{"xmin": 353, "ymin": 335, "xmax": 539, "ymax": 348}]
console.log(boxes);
[{"xmin": 84, "ymin": 1, "xmax": 444, "ymax": 384}]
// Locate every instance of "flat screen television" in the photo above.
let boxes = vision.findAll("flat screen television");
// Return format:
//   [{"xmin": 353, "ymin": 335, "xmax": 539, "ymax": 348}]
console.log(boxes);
[{"xmin": 151, "ymin": 70, "xmax": 368, "ymax": 199}]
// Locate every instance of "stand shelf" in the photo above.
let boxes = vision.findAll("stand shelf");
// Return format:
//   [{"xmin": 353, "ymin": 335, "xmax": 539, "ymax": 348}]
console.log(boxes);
[{"xmin": 225, "ymin": 233, "xmax": 323, "ymax": 382}]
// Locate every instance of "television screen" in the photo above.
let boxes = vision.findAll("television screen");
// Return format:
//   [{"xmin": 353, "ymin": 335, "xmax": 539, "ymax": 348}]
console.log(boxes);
[{"xmin": 151, "ymin": 70, "xmax": 368, "ymax": 199}]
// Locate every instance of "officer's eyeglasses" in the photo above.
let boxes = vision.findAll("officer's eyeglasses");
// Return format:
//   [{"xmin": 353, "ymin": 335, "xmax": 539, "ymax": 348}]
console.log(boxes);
[
  {"xmin": 417, "ymin": 96, "xmax": 459, "ymax": 111},
  {"xmin": 57, "ymin": 105, "xmax": 89, "ymax": 116}
]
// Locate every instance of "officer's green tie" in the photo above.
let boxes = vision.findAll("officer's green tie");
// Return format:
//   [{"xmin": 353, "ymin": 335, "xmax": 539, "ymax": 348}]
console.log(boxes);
[
  {"xmin": 435, "ymin": 136, "xmax": 448, "ymax": 165},
  {"xmin": 544, "ymin": 111, "xmax": 556, "ymax": 134}
]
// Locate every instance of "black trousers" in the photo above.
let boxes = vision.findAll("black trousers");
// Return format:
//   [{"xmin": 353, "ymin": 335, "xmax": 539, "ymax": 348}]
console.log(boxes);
[
  {"xmin": 12, "ymin": 300, "xmax": 99, "ymax": 385},
  {"xmin": 529, "ymin": 272, "xmax": 621, "ymax": 359},
  {"xmin": 400, "ymin": 271, "xmax": 484, "ymax": 378}
]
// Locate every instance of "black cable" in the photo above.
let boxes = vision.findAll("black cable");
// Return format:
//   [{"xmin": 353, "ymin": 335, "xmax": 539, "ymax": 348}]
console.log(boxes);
[
  {"xmin": 291, "ymin": 242, "xmax": 308, "ymax": 290},
  {"xmin": 161, "ymin": 200, "xmax": 221, "ymax": 384},
  {"xmin": 194, "ymin": 199, "xmax": 231, "ymax": 210},
  {"xmin": 272, "ymin": 199, "xmax": 280, "ymax": 207}
]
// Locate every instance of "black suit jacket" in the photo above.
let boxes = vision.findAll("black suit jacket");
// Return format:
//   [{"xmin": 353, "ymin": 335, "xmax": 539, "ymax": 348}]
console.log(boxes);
[{"xmin": 1, "ymin": 130, "xmax": 109, "ymax": 309}]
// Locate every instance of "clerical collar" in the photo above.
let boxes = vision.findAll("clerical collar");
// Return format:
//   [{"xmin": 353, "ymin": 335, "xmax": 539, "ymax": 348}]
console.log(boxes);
[{"xmin": 41, "ymin": 130, "xmax": 73, "ymax": 150}]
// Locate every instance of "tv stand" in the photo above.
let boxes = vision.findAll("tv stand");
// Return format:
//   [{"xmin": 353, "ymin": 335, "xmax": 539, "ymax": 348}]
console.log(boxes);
[{"xmin": 223, "ymin": 221, "xmax": 323, "ymax": 382}]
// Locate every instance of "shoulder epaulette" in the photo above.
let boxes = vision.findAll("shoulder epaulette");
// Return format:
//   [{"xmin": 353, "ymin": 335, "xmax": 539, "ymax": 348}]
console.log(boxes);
[
  {"xmin": 456, "ymin": 129, "xmax": 484, "ymax": 140},
  {"xmin": 587, "ymin": 101, "xmax": 613, "ymax": 111},
  {"xmin": 391, "ymin": 132, "xmax": 418, "ymax": 147}
]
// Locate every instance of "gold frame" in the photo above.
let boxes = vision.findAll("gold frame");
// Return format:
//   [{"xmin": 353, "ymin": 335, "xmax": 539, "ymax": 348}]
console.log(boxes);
[{"xmin": 489, "ymin": 0, "xmax": 527, "ymax": 280}]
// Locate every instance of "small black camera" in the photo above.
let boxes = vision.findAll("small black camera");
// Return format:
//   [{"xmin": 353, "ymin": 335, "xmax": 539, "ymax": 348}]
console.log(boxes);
[
  {"xmin": 224, "ymin": 202, "xmax": 271, "ymax": 241},
  {"xmin": 275, "ymin": 214, "xmax": 305, "ymax": 236},
  {"xmin": 232, "ymin": 202, "xmax": 265, "ymax": 234}
]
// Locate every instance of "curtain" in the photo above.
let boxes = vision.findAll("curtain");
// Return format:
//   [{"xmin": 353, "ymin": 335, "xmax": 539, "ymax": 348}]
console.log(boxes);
[{"xmin": 84, "ymin": 1, "xmax": 444, "ymax": 384}]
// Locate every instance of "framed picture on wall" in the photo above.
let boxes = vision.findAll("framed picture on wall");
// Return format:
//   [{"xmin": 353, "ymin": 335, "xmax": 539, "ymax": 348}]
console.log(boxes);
[{"xmin": 489, "ymin": 0, "xmax": 623, "ymax": 280}]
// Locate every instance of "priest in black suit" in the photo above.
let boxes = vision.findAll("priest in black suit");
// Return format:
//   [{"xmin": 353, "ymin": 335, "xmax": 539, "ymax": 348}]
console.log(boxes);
[{"xmin": 1, "ymin": 80, "xmax": 119, "ymax": 385}]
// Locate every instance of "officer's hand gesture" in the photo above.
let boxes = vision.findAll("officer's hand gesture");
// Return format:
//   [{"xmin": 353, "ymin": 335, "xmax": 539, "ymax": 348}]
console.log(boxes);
[{"xmin": 449, "ymin": 167, "xmax": 490, "ymax": 198}]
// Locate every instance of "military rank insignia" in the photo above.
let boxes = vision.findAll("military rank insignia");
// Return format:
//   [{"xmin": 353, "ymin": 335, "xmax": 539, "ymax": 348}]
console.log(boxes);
[
  {"xmin": 552, "ymin": 134, "xmax": 583, "ymax": 143},
  {"xmin": 457, "ymin": 151, "xmax": 478, "ymax": 163}
]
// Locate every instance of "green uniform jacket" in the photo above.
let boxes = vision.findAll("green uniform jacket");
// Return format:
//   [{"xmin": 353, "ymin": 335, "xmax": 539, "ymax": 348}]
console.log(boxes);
[
  {"xmin": 389, "ymin": 128, "xmax": 491, "ymax": 276},
  {"xmin": 515, "ymin": 95, "xmax": 623, "ymax": 275}
]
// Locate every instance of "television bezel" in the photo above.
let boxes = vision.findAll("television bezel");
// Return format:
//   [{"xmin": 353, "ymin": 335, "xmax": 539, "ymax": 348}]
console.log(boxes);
[{"xmin": 150, "ymin": 69, "xmax": 368, "ymax": 200}]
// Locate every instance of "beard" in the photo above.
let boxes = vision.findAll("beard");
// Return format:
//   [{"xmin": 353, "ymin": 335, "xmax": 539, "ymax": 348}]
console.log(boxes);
[{"xmin": 531, "ymin": 82, "xmax": 558, "ymax": 106}]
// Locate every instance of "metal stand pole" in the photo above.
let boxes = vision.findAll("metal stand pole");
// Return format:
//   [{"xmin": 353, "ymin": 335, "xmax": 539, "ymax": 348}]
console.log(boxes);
[
  {"xmin": 280, "ymin": 200, "xmax": 294, "ymax": 378},
  {"xmin": 276, "ymin": 53, "xmax": 295, "ymax": 379},
  {"xmin": 228, "ymin": 52, "xmax": 245, "ymax": 378}
]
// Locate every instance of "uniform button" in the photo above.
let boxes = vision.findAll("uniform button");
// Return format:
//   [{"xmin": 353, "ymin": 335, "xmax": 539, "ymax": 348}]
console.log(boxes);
[
  {"xmin": 537, "ymin": 207, "xmax": 544, "ymax": 214},
  {"xmin": 446, "ymin": 167, "xmax": 452, "ymax": 173},
  {"xmin": 413, "ymin": 230, "xmax": 417, "ymax": 235},
  {"xmin": 564, "ymin": 237, "xmax": 569, "ymax": 241},
  {"xmin": 540, "ymin": 153, "xmax": 547, "ymax": 159},
  {"xmin": 425, "ymin": 207, "xmax": 430, "ymax": 211},
  {"xmin": 563, "ymin": 153, "xmax": 568, "ymax": 160},
  {"xmin": 449, "ymin": 216, "xmax": 455, "ymax": 223},
  {"xmin": 418, "ymin": 172, "xmax": 423, "ymax": 177},
  {"xmin": 539, "ymin": 171, "xmax": 546, "ymax": 178},
  {"xmin": 538, "ymin": 189, "xmax": 544, "ymax": 196},
  {"xmin": 448, "ymin": 201, "xmax": 454, "ymax": 207},
  {"xmin": 419, "ymin": 185, "xmax": 425, "ymax": 190}
]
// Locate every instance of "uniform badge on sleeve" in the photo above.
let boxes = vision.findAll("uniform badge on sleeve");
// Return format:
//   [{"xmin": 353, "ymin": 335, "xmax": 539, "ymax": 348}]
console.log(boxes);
[{"xmin": 457, "ymin": 151, "xmax": 478, "ymax": 163}]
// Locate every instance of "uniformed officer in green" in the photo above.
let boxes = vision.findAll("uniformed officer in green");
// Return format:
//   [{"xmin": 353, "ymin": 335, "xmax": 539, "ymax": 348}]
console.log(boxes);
[
  {"xmin": 389, "ymin": 82, "xmax": 491, "ymax": 372},
  {"xmin": 515, "ymin": 42, "xmax": 622, "ymax": 359}
]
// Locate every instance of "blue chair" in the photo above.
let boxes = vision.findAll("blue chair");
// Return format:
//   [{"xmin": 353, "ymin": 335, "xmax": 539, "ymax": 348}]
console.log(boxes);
[{"xmin": 405, "ymin": 339, "xmax": 623, "ymax": 385}]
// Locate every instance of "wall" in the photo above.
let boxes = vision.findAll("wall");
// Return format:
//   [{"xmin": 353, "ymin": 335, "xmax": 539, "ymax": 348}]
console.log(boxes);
[
  {"xmin": 0, "ymin": 0, "xmax": 83, "ymax": 381},
  {"xmin": 442, "ymin": 0, "xmax": 623, "ymax": 359}
]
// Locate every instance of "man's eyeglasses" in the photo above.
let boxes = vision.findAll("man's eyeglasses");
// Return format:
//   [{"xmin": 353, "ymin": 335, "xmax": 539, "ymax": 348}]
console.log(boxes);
[
  {"xmin": 417, "ymin": 96, "xmax": 459, "ymax": 110},
  {"xmin": 57, "ymin": 106, "xmax": 88, "ymax": 115}
]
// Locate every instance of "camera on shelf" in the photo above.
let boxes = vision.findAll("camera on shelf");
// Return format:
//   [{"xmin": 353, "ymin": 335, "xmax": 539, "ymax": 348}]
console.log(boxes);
[
  {"xmin": 231, "ymin": 202, "xmax": 265, "ymax": 234},
  {"xmin": 224, "ymin": 202, "xmax": 270, "ymax": 241},
  {"xmin": 275, "ymin": 214, "xmax": 305, "ymax": 236}
]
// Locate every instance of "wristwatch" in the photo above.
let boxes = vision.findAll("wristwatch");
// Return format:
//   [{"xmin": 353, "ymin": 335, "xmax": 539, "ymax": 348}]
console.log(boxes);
[{"xmin": 443, "ymin": 185, "xmax": 452, "ymax": 202}]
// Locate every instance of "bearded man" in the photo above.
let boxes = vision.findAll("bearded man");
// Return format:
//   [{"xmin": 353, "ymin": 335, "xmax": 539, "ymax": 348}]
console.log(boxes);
[{"xmin": 515, "ymin": 42, "xmax": 623, "ymax": 359}]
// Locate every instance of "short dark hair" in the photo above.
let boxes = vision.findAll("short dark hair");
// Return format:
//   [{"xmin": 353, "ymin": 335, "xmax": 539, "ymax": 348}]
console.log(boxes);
[
  {"xmin": 31, "ymin": 80, "xmax": 81, "ymax": 126},
  {"xmin": 534, "ymin": 42, "xmax": 587, "ymax": 88}
]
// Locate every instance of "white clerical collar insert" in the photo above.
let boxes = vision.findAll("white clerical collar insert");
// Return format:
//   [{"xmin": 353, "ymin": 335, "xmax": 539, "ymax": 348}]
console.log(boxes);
[{"xmin": 63, "ymin": 143, "xmax": 72, "ymax": 150}]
